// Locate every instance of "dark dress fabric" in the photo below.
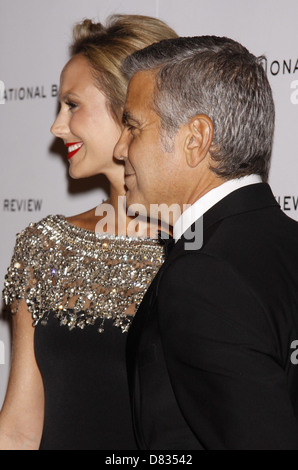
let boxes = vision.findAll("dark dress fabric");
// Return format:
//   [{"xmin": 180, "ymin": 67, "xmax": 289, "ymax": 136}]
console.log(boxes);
[
  {"xmin": 2, "ymin": 216, "xmax": 164, "ymax": 451},
  {"xmin": 35, "ymin": 317, "xmax": 137, "ymax": 450}
]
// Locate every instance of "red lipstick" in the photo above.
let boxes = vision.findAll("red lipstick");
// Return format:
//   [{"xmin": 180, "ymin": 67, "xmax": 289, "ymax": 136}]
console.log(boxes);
[{"xmin": 66, "ymin": 142, "xmax": 84, "ymax": 160}]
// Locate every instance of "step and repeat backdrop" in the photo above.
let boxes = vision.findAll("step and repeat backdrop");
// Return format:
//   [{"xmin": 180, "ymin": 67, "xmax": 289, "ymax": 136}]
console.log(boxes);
[{"xmin": 1, "ymin": 0, "xmax": 298, "ymax": 406}]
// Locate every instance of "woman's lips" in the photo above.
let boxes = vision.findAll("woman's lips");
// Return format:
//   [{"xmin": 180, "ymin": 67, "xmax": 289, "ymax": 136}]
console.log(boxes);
[{"xmin": 65, "ymin": 142, "xmax": 84, "ymax": 160}]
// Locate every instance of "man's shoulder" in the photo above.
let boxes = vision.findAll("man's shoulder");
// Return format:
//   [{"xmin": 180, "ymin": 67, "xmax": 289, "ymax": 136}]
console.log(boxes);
[
  {"xmin": 156, "ymin": 204, "xmax": 298, "ymax": 317},
  {"xmin": 156, "ymin": 249, "xmax": 231, "ymax": 298},
  {"xmin": 205, "ymin": 204, "xmax": 298, "ymax": 263}
]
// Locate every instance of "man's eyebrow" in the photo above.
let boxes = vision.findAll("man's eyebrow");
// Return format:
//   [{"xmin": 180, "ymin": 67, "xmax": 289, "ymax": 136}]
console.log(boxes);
[{"xmin": 122, "ymin": 111, "xmax": 142, "ymax": 127}]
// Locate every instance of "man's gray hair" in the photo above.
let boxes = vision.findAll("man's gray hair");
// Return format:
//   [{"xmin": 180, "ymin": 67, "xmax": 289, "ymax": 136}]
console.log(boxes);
[{"xmin": 122, "ymin": 36, "xmax": 275, "ymax": 181}]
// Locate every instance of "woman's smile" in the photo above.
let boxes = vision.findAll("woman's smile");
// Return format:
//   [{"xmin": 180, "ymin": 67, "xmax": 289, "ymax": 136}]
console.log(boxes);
[{"xmin": 65, "ymin": 142, "xmax": 84, "ymax": 160}]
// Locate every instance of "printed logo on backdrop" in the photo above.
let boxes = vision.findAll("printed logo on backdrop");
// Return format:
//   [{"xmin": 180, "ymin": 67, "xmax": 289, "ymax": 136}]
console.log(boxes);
[
  {"xmin": 261, "ymin": 57, "xmax": 298, "ymax": 77},
  {"xmin": 0, "ymin": 84, "xmax": 58, "ymax": 102},
  {"xmin": 260, "ymin": 57, "xmax": 298, "ymax": 105},
  {"xmin": 3, "ymin": 199, "xmax": 43, "ymax": 212},
  {"xmin": 276, "ymin": 196, "xmax": 298, "ymax": 212}
]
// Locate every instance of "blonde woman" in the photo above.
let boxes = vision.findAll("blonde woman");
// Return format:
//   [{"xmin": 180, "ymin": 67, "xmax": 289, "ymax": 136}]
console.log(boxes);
[{"xmin": 0, "ymin": 15, "xmax": 177, "ymax": 450}]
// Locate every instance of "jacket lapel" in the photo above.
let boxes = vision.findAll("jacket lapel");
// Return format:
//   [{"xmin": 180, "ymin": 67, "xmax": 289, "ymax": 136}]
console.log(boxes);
[{"xmin": 170, "ymin": 183, "xmax": 279, "ymax": 257}]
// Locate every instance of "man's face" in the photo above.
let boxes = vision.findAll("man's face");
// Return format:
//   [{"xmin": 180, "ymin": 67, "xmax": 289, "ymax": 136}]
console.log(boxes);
[{"xmin": 114, "ymin": 71, "xmax": 186, "ymax": 222}]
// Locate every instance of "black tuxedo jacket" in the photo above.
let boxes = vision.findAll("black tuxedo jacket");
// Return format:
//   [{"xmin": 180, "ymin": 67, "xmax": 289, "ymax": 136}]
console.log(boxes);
[{"xmin": 127, "ymin": 183, "xmax": 298, "ymax": 450}]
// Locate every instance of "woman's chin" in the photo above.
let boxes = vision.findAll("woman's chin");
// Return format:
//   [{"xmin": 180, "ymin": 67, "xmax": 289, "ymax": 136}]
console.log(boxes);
[
  {"xmin": 68, "ymin": 162, "xmax": 82, "ymax": 179},
  {"xmin": 68, "ymin": 161, "xmax": 100, "ymax": 180},
  {"xmin": 68, "ymin": 152, "xmax": 112, "ymax": 180},
  {"xmin": 68, "ymin": 155, "xmax": 88, "ymax": 179}
]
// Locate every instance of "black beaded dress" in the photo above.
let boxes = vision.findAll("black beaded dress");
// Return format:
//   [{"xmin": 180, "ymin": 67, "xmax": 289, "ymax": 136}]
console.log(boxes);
[{"xmin": 3, "ymin": 215, "xmax": 164, "ymax": 450}]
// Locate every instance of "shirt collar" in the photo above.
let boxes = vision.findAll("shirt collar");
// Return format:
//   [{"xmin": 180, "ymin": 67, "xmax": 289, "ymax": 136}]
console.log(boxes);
[{"xmin": 173, "ymin": 174, "xmax": 263, "ymax": 242}]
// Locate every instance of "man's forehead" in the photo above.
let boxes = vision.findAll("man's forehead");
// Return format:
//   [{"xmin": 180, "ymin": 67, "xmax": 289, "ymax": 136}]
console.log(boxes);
[
  {"xmin": 127, "ymin": 70, "xmax": 156, "ymax": 103},
  {"xmin": 124, "ymin": 70, "xmax": 157, "ymax": 120}
]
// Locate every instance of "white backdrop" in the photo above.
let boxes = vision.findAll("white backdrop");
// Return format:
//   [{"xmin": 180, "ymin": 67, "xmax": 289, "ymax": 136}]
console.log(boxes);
[{"xmin": 1, "ymin": 0, "xmax": 298, "ymax": 407}]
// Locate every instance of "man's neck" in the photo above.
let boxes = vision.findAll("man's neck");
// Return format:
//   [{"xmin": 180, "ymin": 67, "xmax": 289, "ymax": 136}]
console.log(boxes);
[{"xmin": 173, "ymin": 174, "xmax": 263, "ymax": 241}]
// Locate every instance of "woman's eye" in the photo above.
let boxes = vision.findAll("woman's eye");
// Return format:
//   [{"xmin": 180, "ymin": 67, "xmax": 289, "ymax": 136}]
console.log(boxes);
[{"xmin": 65, "ymin": 101, "xmax": 78, "ymax": 111}]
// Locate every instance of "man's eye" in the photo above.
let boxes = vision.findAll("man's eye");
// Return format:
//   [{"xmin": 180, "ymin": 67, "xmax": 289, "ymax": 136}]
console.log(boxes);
[{"xmin": 128, "ymin": 125, "xmax": 137, "ymax": 136}]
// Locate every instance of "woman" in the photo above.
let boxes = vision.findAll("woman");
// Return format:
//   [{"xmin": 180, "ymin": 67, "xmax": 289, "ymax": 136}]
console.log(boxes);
[{"xmin": 0, "ymin": 15, "xmax": 177, "ymax": 450}]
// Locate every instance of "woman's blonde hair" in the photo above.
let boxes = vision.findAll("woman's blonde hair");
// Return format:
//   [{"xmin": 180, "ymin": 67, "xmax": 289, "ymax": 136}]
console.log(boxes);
[{"xmin": 71, "ymin": 15, "xmax": 178, "ymax": 123}]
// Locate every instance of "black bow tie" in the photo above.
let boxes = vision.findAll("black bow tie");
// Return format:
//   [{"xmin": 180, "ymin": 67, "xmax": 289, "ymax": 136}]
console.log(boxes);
[{"xmin": 157, "ymin": 231, "xmax": 175, "ymax": 258}]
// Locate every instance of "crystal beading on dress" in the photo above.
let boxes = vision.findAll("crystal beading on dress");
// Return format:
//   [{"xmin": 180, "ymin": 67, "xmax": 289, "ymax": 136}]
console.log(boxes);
[{"xmin": 2, "ymin": 215, "xmax": 165, "ymax": 333}]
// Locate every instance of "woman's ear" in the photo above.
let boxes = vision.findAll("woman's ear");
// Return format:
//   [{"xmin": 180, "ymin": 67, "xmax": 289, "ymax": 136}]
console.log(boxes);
[{"xmin": 185, "ymin": 115, "xmax": 214, "ymax": 168}]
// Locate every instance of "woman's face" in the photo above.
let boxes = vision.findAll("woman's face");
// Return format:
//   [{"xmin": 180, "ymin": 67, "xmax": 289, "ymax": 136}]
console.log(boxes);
[{"xmin": 51, "ymin": 54, "xmax": 122, "ymax": 180}]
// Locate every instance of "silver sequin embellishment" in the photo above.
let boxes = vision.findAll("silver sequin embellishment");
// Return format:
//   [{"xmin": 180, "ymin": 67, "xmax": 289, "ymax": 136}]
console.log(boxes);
[{"xmin": 2, "ymin": 215, "xmax": 164, "ymax": 333}]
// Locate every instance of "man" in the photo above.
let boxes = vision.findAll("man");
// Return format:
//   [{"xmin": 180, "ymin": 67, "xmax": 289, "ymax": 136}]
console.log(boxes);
[{"xmin": 114, "ymin": 36, "xmax": 298, "ymax": 450}]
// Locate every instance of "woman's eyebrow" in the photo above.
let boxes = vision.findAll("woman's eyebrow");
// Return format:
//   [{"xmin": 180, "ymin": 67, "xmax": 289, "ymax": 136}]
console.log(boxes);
[{"xmin": 59, "ymin": 91, "xmax": 80, "ymax": 102}]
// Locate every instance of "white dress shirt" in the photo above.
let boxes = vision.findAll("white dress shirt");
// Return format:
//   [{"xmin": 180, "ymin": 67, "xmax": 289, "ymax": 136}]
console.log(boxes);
[{"xmin": 173, "ymin": 174, "xmax": 263, "ymax": 242}]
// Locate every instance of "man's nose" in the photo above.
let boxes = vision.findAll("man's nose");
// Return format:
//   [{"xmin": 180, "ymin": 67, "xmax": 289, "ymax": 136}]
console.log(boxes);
[{"xmin": 114, "ymin": 129, "xmax": 129, "ymax": 162}]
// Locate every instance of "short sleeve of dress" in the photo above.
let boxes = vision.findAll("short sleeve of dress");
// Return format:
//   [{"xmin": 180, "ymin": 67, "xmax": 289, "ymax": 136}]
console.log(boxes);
[{"xmin": 2, "ymin": 221, "xmax": 41, "ymax": 316}]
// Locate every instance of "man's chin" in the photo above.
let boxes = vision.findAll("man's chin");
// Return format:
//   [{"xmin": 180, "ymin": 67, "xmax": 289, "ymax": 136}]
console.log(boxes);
[
  {"xmin": 125, "ymin": 185, "xmax": 135, "ymax": 200},
  {"xmin": 125, "ymin": 188, "xmax": 134, "ymax": 207},
  {"xmin": 126, "ymin": 190, "xmax": 149, "ymax": 218}
]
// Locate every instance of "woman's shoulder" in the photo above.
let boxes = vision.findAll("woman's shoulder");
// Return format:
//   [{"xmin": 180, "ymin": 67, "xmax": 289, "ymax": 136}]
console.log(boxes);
[
  {"xmin": 65, "ymin": 207, "xmax": 98, "ymax": 232},
  {"xmin": 3, "ymin": 214, "xmax": 64, "ymax": 315},
  {"xmin": 3, "ymin": 212, "xmax": 93, "ymax": 319},
  {"xmin": 16, "ymin": 214, "xmax": 66, "ymax": 238},
  {"xmin": 7, "ymin": 214, "xmax": 68, "ymax": 269},
  {"xmin": 16, "ymin": 207, "xmax": 99, "ymax": 241}
]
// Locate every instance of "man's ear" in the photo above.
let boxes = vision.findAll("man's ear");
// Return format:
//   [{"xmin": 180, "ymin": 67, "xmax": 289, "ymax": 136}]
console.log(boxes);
[{"xmin": 184, "ymin": 115, "xmax": 214, "ymax": 168}]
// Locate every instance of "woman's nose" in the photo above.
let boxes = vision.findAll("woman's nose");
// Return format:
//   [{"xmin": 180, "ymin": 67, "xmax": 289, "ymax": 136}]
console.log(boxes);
[{"xmin": 50, "ymin": 111, "xmax": 69, "ymax": 139}]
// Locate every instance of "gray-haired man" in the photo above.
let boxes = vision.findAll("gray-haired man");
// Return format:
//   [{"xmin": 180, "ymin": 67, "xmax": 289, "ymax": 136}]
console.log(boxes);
[{"xmin": 115, "ymin": 36, "xmax": 298, "ymax": 450}]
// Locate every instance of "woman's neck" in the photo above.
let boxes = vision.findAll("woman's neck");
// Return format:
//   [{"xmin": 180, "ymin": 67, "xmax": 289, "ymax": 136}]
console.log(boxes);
[
  {"xmin": 104, "ymin": 185, "xmax": 155, "ymax": 238},
  {"xmin": 67, "ymin": 183, "xmax": 163, "ymax": 238}
]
